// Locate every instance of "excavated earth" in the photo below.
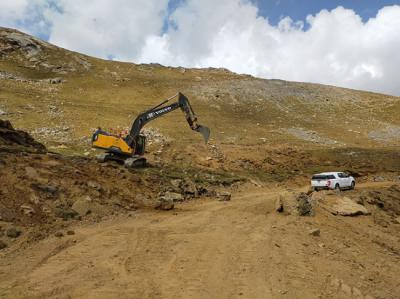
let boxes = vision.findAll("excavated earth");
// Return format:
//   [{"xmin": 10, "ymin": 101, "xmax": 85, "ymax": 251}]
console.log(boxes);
[
  {"xmin": 0, "ymin": 120, "xmax": 227, "ymax": 243},
  {"xmin": 1, "ymin": 120, "xmax": 400, "ymax": 299}
]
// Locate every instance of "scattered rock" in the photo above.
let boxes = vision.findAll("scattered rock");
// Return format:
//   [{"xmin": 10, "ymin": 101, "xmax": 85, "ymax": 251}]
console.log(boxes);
[
  {"xmin": 54, "ymin": 207, "xmax": 79, "ymax": 220},
  {"xmin": 32, "ymin": 183, "xmax": 58, "ymax": 194},
  {"xmin": 309, "ymin": 228, "xmax": 320, "ymax": 236},
  {"xmin": 394, "ymin": 217, "xmax": 400, "ymax": 224},
  {"xmin": 135, "ymin": 194, "xmax": 160, "ymax": 209},
  {"xmin": 72, "ymin": 197, "xmax": 94, "ymax": 216},
  {"xmin": 20, "ymin": 204, "xmax": 35, "ymax": 216},
  {"xmin": 0, "ymin": 207, "xmax": 15, "ymax": 222},
  {"xmin": 182, "ymin": 179, "xmax": 198, "ymax": 198},
  {"xmin": 54, "ymin": 232, "xmax": 64, "ymax": 238},
  {"xmin": 163, "ymin": 191, "xmax": 184, "ymax": 202},
  {"xmin": 170, "ymin": 179, "xmax": 183, "ymax": 190},
  {"xmin": 48, "ymin": 77, "xmax": 63, "ymax": 84},
  {"xmin": 275, "ymin": 197, "xmax": 284, "ymax": 212},
  {"xmin": 67, "ymin": 230, "xmax": 75, "ymax": 235},
  {"xmin": 373, "ymin": 176, "xmax": 385, "ymax": 182},
  {"xmin": 0, "ymin": 240, "xmax": 7, "ymax": 250},
  {"xmin": 157, "ymin": 198, "xmax": 174, "ymax": 210},
  {"xmin": 6, "ymin": 227, "xmax": 21, "ymax": 238},
  {"xmin": 250, "ymin": 179, "xmax": 262, "ymax": 187},
  {"xmin": 217, "ymin": 191, "xmax": 231, "ymax": 201},
  {"xmin": 87, "ymin": 180, "xmax": 102, "ymax": 191},
  {"xmin": 29, "ymin": 194, "xmax": 40, "ymax": 205}
]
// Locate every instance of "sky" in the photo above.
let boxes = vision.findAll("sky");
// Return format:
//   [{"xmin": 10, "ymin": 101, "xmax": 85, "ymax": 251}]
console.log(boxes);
[{"xmin": 1, "ymin": 0, "xmax": 400, "ymax": 96}]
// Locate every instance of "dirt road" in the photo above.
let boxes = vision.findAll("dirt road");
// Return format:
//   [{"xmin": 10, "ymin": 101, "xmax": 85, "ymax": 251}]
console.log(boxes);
[{"xmin": 1, "ymin": 183, "xmax": 399, "ymax": 299}]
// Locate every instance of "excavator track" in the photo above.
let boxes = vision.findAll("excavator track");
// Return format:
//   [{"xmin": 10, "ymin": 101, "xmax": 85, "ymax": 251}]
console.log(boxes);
[
  {"xmin": 96, "ymin": 153, "xmax": 146, "ymax": 168},
  {"xmin": 124, "ymin": 156, "xmax": 147, "ymax": 168}
]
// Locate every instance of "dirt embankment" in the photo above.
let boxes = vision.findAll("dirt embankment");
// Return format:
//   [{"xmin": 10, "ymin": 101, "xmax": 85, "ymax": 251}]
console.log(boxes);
[
  {"xmin": 0, "ymin": 120, "xmax": 230, "ymax": 248},
  {"xmin": 0, "ymin": 119, "xmax": 46, "ymax": 153}
]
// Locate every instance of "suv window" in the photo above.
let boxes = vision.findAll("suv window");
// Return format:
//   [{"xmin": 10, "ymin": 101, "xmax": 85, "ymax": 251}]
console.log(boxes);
[
  {"xmin": 312, "ymin": 175, "xmax": 335, "ymax": 180},
  {"xmin": 338, "ymin": 173, "xmax": 344, "ymax": 178}
]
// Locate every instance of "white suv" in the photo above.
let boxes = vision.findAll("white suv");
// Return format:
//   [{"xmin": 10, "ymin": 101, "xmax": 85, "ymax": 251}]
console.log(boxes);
[{"xmin": 311, "ymin": 172, "xmax": 355, "ymax": 191}]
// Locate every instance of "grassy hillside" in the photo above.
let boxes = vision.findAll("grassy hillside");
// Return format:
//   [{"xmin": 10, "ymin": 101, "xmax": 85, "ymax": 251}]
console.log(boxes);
[{"xmin": 1, "ymin": 27, "xmax": 399, "ymax": 180}]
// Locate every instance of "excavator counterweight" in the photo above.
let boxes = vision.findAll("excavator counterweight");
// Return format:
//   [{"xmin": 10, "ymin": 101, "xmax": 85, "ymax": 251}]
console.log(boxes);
[{"xmin": 91, "ymin": 92, "xmax": 210, "ymax": 167}]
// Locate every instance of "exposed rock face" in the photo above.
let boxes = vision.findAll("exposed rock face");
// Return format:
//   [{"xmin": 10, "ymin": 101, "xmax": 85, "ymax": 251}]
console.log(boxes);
[
  {"xmin": 0, "ymin": 29, "xmax": 46, "ymax": 57},
  {"xmin": 0, "ymin": 119, "xmax": 46, "ymax": 153},
  {"xmin": 314, "ymin": 191, "xmax": 370, "ymax": 216},
  {"xmin": 0, "ymin": 27, "xmax": 91, "ymax": 73},
  {"xmin": 329, "ymin": 197, "xmax": 370, "ymax": 216}
]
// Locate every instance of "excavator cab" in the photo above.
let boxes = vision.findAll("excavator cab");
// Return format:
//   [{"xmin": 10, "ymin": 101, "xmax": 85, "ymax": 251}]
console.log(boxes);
[{"xmin": 91, "ymin": 92, "xmax": 210, "ymax": 168}]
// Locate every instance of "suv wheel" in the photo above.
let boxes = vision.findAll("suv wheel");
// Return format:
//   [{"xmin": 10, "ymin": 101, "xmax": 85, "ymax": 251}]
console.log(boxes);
[
  {"xmin": 350, "ymin": 181, "xmax": 355, "ymax": 190},
  {"xmin": 335, "ymin": 183, "xmax": 340, "ymax": 191}
]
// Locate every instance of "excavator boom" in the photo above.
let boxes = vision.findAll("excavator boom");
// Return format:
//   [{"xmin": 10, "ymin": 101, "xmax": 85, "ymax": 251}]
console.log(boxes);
[{"xmin": 125, "ymin": 92, "xmax": 210, "ymax": 147}]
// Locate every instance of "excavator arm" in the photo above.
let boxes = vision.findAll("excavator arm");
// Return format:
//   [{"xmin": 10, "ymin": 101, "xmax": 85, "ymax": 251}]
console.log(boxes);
[
  {"xmin": 125, "ymin": 92, "xmax": 210, "ymax": 147},
  {"xmin": 92, "ymin": 92, "xmax": 210, "ymax": 166}
]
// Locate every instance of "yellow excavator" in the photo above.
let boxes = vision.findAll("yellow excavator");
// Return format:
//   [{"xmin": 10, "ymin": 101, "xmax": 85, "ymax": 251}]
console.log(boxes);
[{"xmin": 91, "ymin": 92, "xmax": 210, "ymax": 167}]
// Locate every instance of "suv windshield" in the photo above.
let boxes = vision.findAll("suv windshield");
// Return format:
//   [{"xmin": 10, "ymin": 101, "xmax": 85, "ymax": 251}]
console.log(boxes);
[{"xmin": 312, "ymin": 175, "xmax": 335, "ymax": 180}]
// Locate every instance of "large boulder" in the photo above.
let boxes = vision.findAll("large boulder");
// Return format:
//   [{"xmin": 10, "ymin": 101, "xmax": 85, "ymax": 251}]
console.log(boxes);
[
  {"xmin": 316, "ymin": 192, "xmax": 370, "ymax": 216},
  {"xmin": 276, "ymin": 192, "xmax": 315, "ymax": 216},
  {"xmin": 156, "ymin": 198, "xmax": 174, "ymax": 211}
]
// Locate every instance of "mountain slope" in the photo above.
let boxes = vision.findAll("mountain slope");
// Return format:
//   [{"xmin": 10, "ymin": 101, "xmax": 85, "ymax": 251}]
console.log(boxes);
[{"xmin": 1, "ymin": 27, "xmax": 399, "ymax": 180}]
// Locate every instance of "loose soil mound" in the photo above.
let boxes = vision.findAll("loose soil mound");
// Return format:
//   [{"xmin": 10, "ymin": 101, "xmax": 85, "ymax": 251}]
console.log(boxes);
[{"xmin": 0, "ymin": 119, "xmax": 46, "ymax": 153}]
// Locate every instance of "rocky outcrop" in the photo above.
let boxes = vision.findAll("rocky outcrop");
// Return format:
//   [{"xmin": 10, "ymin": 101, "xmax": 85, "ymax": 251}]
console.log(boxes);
[
  {"xmin": 0, "ymin": 27, "xmax": 91, "ymax": 73},
  {"xmin": 0, "ymin": 119, "xmax": 46, "ymax": 153},
  {"xmin": 312, "ymin": 191, "xmax": 370, "ymax": 216}
]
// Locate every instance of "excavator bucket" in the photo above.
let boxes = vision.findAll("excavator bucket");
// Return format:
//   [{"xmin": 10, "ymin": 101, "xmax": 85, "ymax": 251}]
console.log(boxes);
[{"xmin": 195, "ymin": 125, "xmax": 210, "ymax": 143}]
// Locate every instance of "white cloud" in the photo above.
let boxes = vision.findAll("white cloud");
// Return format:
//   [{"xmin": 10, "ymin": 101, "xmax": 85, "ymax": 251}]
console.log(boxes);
[
  {"xmin": 46, "ymin": 0, "xmax": 169, "ymax": 60},
  {"xmin": 0, "ymin": 0, "xmax": 51, "ymax": 37},
  {"xmin": 139, "ymin": 1, "xmax": 400, "ymax": 95},
  {"xmin": 0, "ymin": 0, "xmax": 30, "ymax": 23},
  {"xmin": 1, "ymin": 0, "xmax": 400, "ymax": 95}
]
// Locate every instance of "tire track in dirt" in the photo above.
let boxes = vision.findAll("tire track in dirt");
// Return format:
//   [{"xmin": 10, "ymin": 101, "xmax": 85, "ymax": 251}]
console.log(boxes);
[{"xmin": 1, "ymin": 182, "xmax": 400, "ymax": 298}]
